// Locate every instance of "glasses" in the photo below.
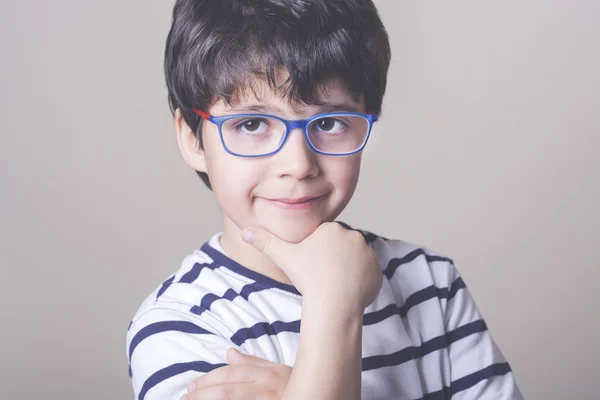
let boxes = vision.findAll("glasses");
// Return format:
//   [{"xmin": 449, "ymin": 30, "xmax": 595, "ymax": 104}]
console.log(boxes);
[{"xmin": 192, "ymin": 108, "xmax": 378, "ymax": 157}]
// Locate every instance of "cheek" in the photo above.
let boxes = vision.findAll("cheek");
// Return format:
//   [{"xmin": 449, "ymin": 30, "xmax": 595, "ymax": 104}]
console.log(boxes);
[
  {"xmin": 203, "ymin": 138, "xmax": 262, "ymax": 220},
  {"xmin": 322, "ymin": 154, "xmax": 362, "ymax": 197},
  {"xmin": 209, "ymin": 156, "xmax": 257, "ymax": 204},
  {"xmin": 203, "ymin": 128, "xmax": 253, "ymax": 195}
]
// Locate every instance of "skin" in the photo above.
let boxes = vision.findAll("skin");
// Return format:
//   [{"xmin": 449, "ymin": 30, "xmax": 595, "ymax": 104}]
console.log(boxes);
[
  {"xmin": 176, "ymin": 78, "xmax": 366, "ymax": 285},
  {"xmin": 175, "ymin": 77, "xmax": 383, "ymax": 400}
]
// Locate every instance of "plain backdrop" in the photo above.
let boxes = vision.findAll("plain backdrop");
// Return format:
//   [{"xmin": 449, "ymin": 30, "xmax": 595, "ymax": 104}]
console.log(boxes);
[{"xmin": 1, "ymin": 1, "xmax": 599, "ymax": 399}]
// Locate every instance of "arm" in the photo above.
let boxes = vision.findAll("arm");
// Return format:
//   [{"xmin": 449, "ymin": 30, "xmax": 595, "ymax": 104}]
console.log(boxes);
[
  {"xmin": 242, "ymin": 223, "xmax": 382, "ymax": 400},
  {"xmin": 186, "ymin": 222, "xmax": 380, "ymax": 400},
  {"xmin": 444, "ymin": 265, "xmax": 524, "ymax": 399},
  {"xmin": 186, "ymin": 298, "xmax": 365, "ymax": 400},
  {"xmin": 282, "ymin": 299, "xmax": 364, "ymax": 400},
  {"xmin": 127, "ymin": 306, "xmax": 234, "ymax": 400}
]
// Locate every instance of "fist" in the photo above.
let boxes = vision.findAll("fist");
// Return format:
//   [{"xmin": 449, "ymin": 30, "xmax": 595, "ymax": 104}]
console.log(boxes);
[{"xmin": 242, "ymin": 222, "xmax": 382, "ymax": 310}]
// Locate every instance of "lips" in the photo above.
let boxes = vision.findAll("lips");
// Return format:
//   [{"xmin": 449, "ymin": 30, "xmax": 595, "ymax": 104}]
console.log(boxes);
[
  {"xmin": 266, "ymin": 195, "xmax": 323, "ymax": 204},
  {"xmin": 259, "ymin": 193, "xmax": 327, "ymax": 210}
]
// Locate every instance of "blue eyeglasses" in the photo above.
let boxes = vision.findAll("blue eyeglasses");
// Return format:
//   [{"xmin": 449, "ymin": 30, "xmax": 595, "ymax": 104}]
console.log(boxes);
[{"xmin": 193, "ymin": 108, "xmax": 378, "ymax": 157}]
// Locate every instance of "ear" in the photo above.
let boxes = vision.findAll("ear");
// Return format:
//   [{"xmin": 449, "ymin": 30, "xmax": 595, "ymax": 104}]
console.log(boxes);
[{"xmin": 174, "ymin": 108, "xmax": 207, "ymax": 173}]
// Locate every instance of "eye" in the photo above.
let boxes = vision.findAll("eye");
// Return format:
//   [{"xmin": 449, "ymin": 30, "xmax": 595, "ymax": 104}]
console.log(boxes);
[
  {"xmin": 237, "ymin": 119, "xmax": 268, "ymax": 135},
  {"xmin": 314, "ymin": 118, "xmax": 348, "ymax": 134}
]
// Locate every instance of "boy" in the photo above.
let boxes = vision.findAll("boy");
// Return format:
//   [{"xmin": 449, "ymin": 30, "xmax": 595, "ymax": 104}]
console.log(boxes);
[{"xmin": 126, "ymin": 0, "xmax": 524, "ymax": 399}]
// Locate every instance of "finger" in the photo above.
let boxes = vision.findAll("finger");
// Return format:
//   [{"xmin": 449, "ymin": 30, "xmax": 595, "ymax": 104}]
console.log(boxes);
[
  {"xmin": 185, "ymin": 383, "xmax": 256, "ymax": 400},
  {"xmin": 191, "ymin": 365, "xmax": 257, "ymax": 390},
  {"xmin": 226, "ymin": 348, "xmax": 275, "ymax": 367},
  {"xmin": 241, "ymin": 227, "xmax": 292, "ymax": 265}
]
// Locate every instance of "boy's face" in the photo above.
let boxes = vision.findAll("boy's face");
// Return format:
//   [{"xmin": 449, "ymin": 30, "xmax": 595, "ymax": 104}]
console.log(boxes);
[{"xmin": 176, "ymin": 78, "xmax": 366, "ymax": 244}]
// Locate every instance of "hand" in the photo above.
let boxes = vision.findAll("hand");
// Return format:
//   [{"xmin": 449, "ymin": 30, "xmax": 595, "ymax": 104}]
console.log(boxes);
[
  {"xmin": 183, "ymin": 348, "xmax": 292, "ymax": 400},
  {"xmin": 242, "ymin": 222, "xmax": 382, "ymax": 311}
]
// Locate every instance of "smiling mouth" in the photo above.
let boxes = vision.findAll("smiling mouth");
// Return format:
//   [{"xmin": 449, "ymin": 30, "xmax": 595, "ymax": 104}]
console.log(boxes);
[
  {"xmin": 268, "ymin": 196, "xmax": 322, "ymax": 204},
  {"xmin": 260, "ymin": 194, "xmax": 327, "ymax": 209}
]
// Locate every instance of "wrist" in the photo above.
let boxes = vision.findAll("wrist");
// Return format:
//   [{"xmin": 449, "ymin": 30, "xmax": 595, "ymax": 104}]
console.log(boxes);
[
  {"xmin": 284, "ymin": 303, "xmax": 363, "ymax": 400},
  {"xmin": 301, "ymin": 294, "xmax": 366, "ymax": 319}
]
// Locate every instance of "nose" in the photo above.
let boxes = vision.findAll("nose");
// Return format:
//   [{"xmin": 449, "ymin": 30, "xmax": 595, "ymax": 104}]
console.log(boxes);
[{"xmin": 274, "ymin": 128, "xmax": 320, "ymax": 179}]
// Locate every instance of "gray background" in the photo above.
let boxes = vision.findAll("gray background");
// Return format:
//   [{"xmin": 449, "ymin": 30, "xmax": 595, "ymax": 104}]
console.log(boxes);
[{"xmin": 1, "ymin": 0, "xmax": 599, "ymax": 399}]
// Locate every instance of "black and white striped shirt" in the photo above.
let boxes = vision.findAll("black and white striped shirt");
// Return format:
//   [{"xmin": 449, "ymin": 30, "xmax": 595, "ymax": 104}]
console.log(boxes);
[{"xmin": 126, "ymin": 228, "xmax": 523, "ymax": 400}]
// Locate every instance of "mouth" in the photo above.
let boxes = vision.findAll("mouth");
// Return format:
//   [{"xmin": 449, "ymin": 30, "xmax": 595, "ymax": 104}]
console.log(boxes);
[{"xmin": 260, "ymin": 194, "xmax": 327, "ymax": 210}]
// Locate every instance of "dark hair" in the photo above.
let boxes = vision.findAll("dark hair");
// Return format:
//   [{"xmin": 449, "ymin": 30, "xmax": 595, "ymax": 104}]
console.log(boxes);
[{"xmin": 165, "ymin": 0, "xmax": 391, "ymax": 189}]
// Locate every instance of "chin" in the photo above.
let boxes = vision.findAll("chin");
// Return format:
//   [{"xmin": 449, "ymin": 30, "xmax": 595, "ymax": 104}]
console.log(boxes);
[{"xmin": 262, "ymin": 216, "xmax": 324, "ymax": 244}]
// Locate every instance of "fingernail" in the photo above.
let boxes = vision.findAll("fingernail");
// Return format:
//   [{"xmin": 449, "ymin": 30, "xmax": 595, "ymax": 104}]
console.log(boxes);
[
  {"xmin": 180, "ymin": 396, "xmax": 188, "ymax": 400},
  {"xmin": 187, "ymin": 382, "xmax": 196, "ymax": 392},
  {"xmin": 242, "ymin": 229, "xmax": 255, "ymax": 244}
]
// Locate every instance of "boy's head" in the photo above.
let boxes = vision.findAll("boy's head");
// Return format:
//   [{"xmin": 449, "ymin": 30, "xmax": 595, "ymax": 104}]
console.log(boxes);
[{"xmin": 165, "ymin": 0, "xmax": 390, "ymax": 242}]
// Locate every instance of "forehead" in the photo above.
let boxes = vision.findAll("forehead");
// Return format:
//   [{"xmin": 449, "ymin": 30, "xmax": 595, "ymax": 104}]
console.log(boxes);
[{"xmin": 210, "ymin": 73, "xmax": 365, "ymax": 116}]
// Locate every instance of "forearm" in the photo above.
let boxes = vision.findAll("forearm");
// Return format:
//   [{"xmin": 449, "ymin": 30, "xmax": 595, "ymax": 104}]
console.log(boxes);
[{"xmin": 281, "ymin": 299, "xmax": 364, "ymax": 400}]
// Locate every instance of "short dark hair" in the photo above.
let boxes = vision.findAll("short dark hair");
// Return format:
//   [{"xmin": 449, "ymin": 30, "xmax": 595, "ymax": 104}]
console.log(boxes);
[{"xmin": 164, "ymin": 0, "xmax": 391, "ymax": 189}]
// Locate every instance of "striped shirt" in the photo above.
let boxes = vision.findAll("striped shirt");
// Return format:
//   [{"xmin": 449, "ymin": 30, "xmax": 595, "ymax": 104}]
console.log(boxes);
[{"xmin": 126, "ymin": 227, "xmax": 523, "ymax": 400}]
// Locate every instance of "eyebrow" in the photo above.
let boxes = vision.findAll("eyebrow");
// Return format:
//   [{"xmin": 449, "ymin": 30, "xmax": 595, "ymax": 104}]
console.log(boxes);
[{"xmin": 227, "ymin": 102, "xmax": 363, "ymax": 115}]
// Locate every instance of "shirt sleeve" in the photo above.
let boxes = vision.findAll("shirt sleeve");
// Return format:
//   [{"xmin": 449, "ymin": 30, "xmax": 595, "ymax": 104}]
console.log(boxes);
[
  {"xmin": 444, "ymin": 263, "xmax": 524, "ymax": 399},
  {"xmin": 126, "ymin": 305, "xmax": 239, "ymax": 400}
]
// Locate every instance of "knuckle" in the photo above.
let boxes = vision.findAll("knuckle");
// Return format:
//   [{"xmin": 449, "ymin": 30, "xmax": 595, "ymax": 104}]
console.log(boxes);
[
  {"xmin": 335, "ymin": 222, "xmax": 348, "ymax": 232},
  {"xmin": 352, "ymin": 229, "xmax": 364, "ymax": 240},
  {"xmin": 348, "ymin": 229, "xmax": 365, "ymax": 244},
  {"xmin": 328, "ymin": 221, "xmax": 342, "ymax": 231},
  {"xmin": 314, "ymin": 223, "xmax": 328, "ymax": 235}
]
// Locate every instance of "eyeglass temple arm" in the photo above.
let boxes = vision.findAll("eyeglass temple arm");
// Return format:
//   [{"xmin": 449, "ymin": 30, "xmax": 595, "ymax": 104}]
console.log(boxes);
[{"xmin": 192, "ymin": 108, "xmax": 210, "ymax": 120}]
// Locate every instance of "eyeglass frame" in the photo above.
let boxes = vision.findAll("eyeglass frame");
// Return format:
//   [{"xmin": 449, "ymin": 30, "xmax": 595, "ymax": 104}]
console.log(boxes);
[{"xmin": 192, "ymin": 108, "xmax": 378, "ymax": 158}]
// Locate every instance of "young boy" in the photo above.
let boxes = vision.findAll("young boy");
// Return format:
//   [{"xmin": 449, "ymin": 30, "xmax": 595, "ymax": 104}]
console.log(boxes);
[{"xmin": 126, "ymin": 0, "xmax": 524, "ymax": 399}]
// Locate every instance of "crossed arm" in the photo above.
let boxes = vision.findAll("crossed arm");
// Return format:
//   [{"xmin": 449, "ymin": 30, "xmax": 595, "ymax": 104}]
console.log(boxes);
[
  {"xmin": 183, "ymin": 300, "xmax": 364, "ymax": 400},
  {"xmin": 129, "ymin": 224, "xmax": 523, "ymax": 399},
  {"xmin": 129, "ymin": 285, "xmax": 523, "ymax": 400}
]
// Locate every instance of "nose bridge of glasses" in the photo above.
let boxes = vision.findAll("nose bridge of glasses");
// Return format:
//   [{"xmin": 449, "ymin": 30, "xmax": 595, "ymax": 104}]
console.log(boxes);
[
  {"xmin": 277, "ymin": 121, "xmax": 317, "ymax": 164},
  {"xmin": 277, "ymin": 118, "xmax": 312, "ymax": 149},
  {"xmin": 284, "ymin": 118, "xmax": 311, "ymax": 133},
  {"xmin": 269, "ymin": 118, "xmax": 312, "ymax": 157}
]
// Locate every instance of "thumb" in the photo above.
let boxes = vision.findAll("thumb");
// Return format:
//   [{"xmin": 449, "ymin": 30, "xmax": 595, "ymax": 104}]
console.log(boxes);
[
  {"xmin": 226, "ymin": 348, "xmax": 275, "ymax": 367},
  {"xmin": 241, "ymin": 227, "xmax": 292, "ymax": 264}
]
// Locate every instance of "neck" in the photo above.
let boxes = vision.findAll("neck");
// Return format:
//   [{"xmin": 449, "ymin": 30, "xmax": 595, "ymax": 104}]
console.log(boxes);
[{"xmin": 219, "ymin": 213, "xmax": 294, "ymax": 286}]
